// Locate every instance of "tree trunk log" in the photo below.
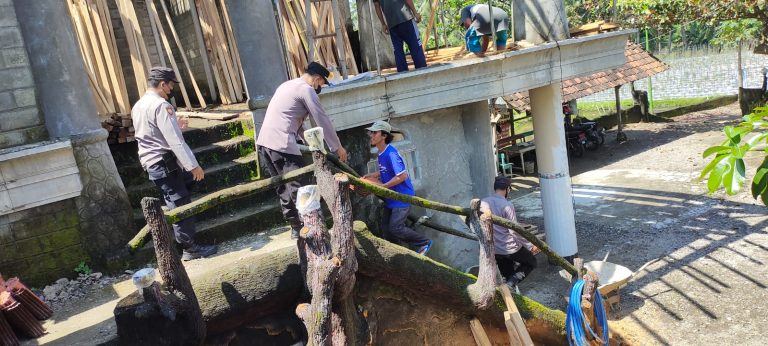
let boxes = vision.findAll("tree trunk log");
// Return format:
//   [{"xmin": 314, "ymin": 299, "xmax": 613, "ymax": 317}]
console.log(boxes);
[
  {"xmin": 343, "ymin": 172, "xmax": 578, "ymax": 276},
  {"xmin": 467, "ymin": 199, "xmax": 498, "ymax": 310},
  {"xmin": 128, "ymin": 164, "xmax": 315, "ymax": 252},
  {"xmin": 141, "ymin": 197, "xmax": 206, "ymax": 345}
]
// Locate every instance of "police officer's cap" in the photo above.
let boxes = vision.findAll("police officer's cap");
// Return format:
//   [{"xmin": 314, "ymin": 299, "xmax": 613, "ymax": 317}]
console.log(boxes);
[
  {"xmin": 148, "ymin": 66, "xmax": 179, "ymax": 83},
  {"xmin": 305, "ymin": 62, "xmax": 330, "ymax": 84},
  {"xmin": 494, "ymin": 176, "xmax": 512, "ymax": 190}
]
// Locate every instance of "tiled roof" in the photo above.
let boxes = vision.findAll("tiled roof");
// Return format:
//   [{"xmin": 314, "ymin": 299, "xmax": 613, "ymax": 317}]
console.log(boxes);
[{"xmin": 503, "ymin": 42, "xmax": 669, "ymax": 111}]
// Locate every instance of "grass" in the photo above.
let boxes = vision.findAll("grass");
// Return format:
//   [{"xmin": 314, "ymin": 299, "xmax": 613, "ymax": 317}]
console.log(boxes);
[{"xmin": 507, "ymin": 96, "xmax": 723, "ymax": 135}]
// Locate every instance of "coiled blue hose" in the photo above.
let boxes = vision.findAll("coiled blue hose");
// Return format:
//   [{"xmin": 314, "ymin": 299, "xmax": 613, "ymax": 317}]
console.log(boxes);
[{"xmin": 566, "ymin": 279, "xmax": 609, "ymax": 346}]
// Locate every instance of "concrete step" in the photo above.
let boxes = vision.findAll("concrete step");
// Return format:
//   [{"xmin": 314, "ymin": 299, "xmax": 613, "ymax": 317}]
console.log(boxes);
[
  {"xmin": 126, "ymin": 152, "xmax": 260, "ymax": 208},
  {"xmin": 116, "ymin": 135, "xmax": 256, "ymax": 187}
]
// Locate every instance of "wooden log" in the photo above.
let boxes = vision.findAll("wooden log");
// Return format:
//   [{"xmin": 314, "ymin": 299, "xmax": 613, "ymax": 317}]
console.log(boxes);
[
  {"xmin": 421, "ymin": 0, "xmax": 440, "ymax": 52},
  {"xmin": 140, "ymin": 197, "xmax": 206, "ymax": 344},
  {"xmin": 127, "ymin": 164, "xmax": 315, "ymax": 252},
  {"xmin": 466, "ymin": 199, "xmax": 498, "ymax": 310},
  {"xmin": 147, "ymin": 0, "xmax": 192, "ymax": 109},
  {"xmin": 297, "ymin": 203, "xmax": 339, "ymax": 345},
  {"xmin": 343, "ymin": 173, "xmax": 579, "ymax": 276},
  {"xmin": 159, "ymin": 0, "xmax": 207, "ymax": 108}
]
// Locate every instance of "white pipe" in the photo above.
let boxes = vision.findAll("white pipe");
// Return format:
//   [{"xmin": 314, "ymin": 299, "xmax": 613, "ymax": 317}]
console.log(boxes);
[{"xmin": 529, "ymin": 82, "xmax": 578, "ymax": 257}]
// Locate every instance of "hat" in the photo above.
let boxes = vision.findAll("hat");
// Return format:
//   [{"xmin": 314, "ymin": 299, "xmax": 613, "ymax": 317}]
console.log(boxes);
[
  {"xmin": 305, "ymin": 62, "xmax": 331, "ymax": 84},
  {"xmin": 494, "ymin": 176, "xmax": 511, "ymax": 190},
  {"xmin": 365, "ymin": 120, "xmax": 392, "ymax": 133},
  {"xmin": 148, "ymin": 66, "xmax": 179, "ymax": 83}
]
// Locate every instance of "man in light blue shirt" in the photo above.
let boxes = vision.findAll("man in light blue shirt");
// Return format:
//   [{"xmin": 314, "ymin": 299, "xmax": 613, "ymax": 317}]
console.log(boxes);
[{"xmin": 363, "ymin": 121, "xmax": 432, "ymax": 255}]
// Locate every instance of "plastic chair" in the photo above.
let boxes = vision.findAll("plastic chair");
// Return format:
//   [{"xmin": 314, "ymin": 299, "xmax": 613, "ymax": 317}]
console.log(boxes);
[{"xmin": 499, "ymin": 153, "xmax": 514, "ymax": 177}]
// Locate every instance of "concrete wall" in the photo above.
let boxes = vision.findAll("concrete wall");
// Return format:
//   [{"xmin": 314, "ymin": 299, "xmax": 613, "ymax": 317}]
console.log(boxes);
[
  {"xmin": 513, "ymin": 0, "xmax": 569, "ymax": 44},
  {"xmin": 226, "ymin": 0, "xmax": 288, "ymax": 101},
  {"xmin": 0, "ymin": 200, "xmax": 89, "ymax": 286},
  {"xmin": 0, "ymin": 1, "xmax": 47, "ymax": 149},
  {"xmin": 386, "ymin": 101, "xmax": 495, "ymax": 271}
]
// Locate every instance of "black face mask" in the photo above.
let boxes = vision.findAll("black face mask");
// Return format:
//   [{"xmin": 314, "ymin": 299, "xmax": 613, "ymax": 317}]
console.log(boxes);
[{"xmin": 315, "ymin": 86, "xmax": 322, "ymax": 95}]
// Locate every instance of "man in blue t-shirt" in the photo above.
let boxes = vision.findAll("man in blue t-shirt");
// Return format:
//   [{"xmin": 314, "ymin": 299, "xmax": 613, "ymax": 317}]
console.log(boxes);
[{"xmin": 363, "ymin": 120, "xmax": 432, "ymax": 255}]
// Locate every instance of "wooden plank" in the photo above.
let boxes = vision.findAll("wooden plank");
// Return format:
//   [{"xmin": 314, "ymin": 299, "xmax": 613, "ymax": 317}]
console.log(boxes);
[
  {"xmin": 76, "ymin": 0, "xmax": 116, "ymax": 113},
  {"xmin": 193, "ymin": 0, "xmax": 231, "ymax": 104},
  {"xmin": 218, "ymin": 0, "xmax": 245, "ymax": 101},
  {"xmin": 422, "ymin": 0, "xmax": 440, "ymax": 52},
  {"xmin": 158, "ymin": 0, "xmax": 207, "ymax": 108},
  {"xmin": 147, "ymin": 0, "xmax": 192, "ymax": 108},
  {"xmin": 499, "ymin": 284, "xmax": 534, "ymax": 346},
  {"xmin": 146, "ymin": 0, "xmax": 167, "ymax": 66},
  {"xmin": 117, "ymin": 0, "xmax": 147, "ymax": 96},
  {"xmin": 94, "ymin": 0, "xmax": 130, "ymax": 113},
  {"xmin": 199, "ymin": 0, "xmax": 237, "ymax": 102},
  {"xmin": 188, "ymin": 0, "xmax": 217, "ymax": 102},
  {"xmin": 123, "ymin": 0, "xmax": 153, "ymax": 81},
  {"xmin": 468, "ymin": 318, "xmax": 493, "ymax": 346}
]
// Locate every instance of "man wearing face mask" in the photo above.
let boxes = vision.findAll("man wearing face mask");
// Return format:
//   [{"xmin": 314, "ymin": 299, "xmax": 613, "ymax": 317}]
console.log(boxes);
[
  {"xmin": 256, "ymin": 62, "xmax": 348, "ymax": 239},
  {"xmin": 132, "ymin": 66, "xmax": 218, "ymax": 261}
]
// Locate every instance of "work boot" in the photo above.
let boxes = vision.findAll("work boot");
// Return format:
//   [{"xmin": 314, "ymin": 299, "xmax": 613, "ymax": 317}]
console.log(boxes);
[
  {"xmin": 182, "ymin": 244, "xmax": 218, "ymax": 261},
  {"xmin": 417, "ymin": 240, "xmax": 433, "ymax": 256}
]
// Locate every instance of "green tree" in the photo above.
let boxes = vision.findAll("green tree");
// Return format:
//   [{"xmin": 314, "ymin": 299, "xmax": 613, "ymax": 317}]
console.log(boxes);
[
  {"xmin": 700, "ymin": 106, "xmax": 768, "ymax": 205},
  {"xmin": 711, "ymin": 19, "xmax": 763, "ymax": 89}
]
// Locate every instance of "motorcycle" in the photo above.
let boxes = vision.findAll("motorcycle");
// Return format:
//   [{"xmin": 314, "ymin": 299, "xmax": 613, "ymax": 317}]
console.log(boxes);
[
  {"xmin": 572, "ymin": 120, "xmax": 606, "ymax": 150},
  {"xmin": 565, "ymin": 126, "xmax": 587, "ymax": 158}
]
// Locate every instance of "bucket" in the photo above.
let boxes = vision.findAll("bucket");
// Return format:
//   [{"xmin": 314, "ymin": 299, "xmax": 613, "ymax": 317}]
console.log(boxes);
[{"xmin": 524, "ymin": 161, "xmax": 535, "ymax": 173}]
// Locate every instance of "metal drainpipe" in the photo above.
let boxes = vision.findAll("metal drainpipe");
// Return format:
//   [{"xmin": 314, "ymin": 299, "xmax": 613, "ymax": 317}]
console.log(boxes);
[
  {"xmin": 530, "ymin": 82, "xmax": 578, "ymax": 259},
  {"xmin": 367, "ymin": 0, "xmax": 382, "ymax": 75}
]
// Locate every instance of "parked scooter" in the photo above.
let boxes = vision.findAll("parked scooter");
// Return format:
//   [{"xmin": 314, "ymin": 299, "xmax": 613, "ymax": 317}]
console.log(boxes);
[{"xmin": 563, "ymin": 104, "xmax": 605, "ymax": 153}]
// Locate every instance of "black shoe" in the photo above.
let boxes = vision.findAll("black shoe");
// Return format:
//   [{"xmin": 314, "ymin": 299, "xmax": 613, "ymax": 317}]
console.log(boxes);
[{"xmin": 182, "ymin": 244, "xmax": 218, "ymax": 261}]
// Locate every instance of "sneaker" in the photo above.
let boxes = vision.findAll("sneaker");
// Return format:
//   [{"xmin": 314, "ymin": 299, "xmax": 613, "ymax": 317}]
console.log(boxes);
[
  {"xmin": 417, "ymin": 240, "xmax": 432, "ymax": 256},
  {"xmin": 182, "ymin": 244, "xmax": 218, "ymax": 261}
]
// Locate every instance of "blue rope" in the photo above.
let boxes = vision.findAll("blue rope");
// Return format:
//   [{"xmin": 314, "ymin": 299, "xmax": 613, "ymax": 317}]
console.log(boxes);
[{"xmin": 566, "ymin": 279, "xmax": 609, "ymax": 346}]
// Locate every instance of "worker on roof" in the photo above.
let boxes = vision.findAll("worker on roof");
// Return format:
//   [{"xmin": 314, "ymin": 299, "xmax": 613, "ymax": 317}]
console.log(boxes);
[
  {"xmin": 132, "ymin": 66, "xmax": 217, "ymax": 261},
  {"xmin": 256, "ymin": 62, "xmax": 348, "ymax": 240},
  {"xmin": 481, "ymin": 176, "xmax": 539, "ymax": 290},
  {"xmin": 363, "ymin": 120, "xmax": 432, "ymax": 256},
  {"xmin": 460, "ymin": 4, "xmax": 510, "ymax": 56},
  {"xmin": 372, "ymin": 0, "xmax": 427, "ymax": 72}
]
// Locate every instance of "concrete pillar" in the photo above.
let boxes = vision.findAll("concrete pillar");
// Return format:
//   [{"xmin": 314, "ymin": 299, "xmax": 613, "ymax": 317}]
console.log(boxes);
[
  {"xmin": 461, "ymin": 101, "xmax": 495, "ymax": 198},
  {"xmin": 13, "ymin": 0, "xmax": 135, "ymax": 268},
  {"xmin": 513, "ymin": 0, "xmax": 569, "ymax": 44},
  {"xmin": 356, "ymin": 0, "xmax": 395, "ymax": 71},
  {"xmin": 529, "ymin": 83, "xmax": 577, "ymax": 258},
  {"xmin": 225, "ymin": 0, "xmax": 289, "ymax": 103}
]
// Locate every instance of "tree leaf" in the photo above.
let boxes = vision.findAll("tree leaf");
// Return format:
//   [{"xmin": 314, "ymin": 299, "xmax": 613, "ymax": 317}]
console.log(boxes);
[
  {"xmin": 702, "ymin": 145, "xmax": 732, "ymax": 158},
  {"xmin": 751, "ymin": 157, "xmax": 768, "ymax": 200},
  {"xmin": 700, "ymin": 154, "xmax": 730, "ymax": 180},
  {"xmin": 707, "ymin": 160, "xmax": 728, "ymax": 193},
  {"xmin": 722, "ymin": 157, "xmax": 745, "ymax": 195}
]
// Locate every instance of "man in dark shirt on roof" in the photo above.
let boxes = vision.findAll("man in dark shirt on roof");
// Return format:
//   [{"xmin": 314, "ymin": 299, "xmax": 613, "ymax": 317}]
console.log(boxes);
[
  {"xmin": 363, "ymin": 120, "xmax": 432, "ymax": 255},
  {"xmin": 460, "ymin": 4, "xmax": 510, "ymax": 56},
  {"xmin": 373, "ymin": 0, "xmax": 427, "ymax": 72}
]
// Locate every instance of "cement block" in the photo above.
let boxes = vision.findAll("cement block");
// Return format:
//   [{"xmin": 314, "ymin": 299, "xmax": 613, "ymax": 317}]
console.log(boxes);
[
  {"xmin": 0, "ymin": 106, "xmax": 42, "ymax": 131},
  {"xmin": 13, "ymin": 88, "xmax": 36, "ymax": 107},
  {"xmin": 0, "ymin": 6, "xmax": 17, "ymax": 27},
  {"xmin": 0, "ymin": 220, "xmax": 12, "ymax": 244},
  {"xmin": 0, "ymin": 125, "xmax": 48, "ymax": 150},
  {"xmin": 1, "ymin": 47, "xmax": 29, "ymax": 68},
  {"xmin": 0, "ymin": 26, "xmax": 23, "ymax": 48},
  {"xmin": 0, "ymin": 90, "xmax": 13, "ymax": 111},
  {"xmin": 0, "ymin": 67, "xmax": 34, "ymax": 91}
]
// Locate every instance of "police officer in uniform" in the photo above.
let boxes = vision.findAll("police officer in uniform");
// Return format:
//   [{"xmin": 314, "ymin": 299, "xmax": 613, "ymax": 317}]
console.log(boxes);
[
  {"xmin": 256, "ymin": 62, "xmax": 348, "ymax": 239},
  {"xmin": 132, "ymin": 66, "xmax": 218, "ymax": 260}
]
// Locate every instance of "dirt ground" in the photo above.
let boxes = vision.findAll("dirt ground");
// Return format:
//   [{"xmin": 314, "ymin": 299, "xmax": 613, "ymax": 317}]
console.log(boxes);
[
  {"xmin": 20, "ymin": 102, "xmax": 768, "ymax": 345},
  {"xmin": 514, "ymin": 102, "xmax": 768, "ymax": 345}
]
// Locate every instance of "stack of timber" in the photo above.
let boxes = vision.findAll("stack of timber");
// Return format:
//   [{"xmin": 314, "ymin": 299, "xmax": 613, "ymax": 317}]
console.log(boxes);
[
  {"xmin": 276, "ymin": 0, "xmax": 358, "ymax": 78},
  {"xmin": 569, "ymin": 21, "xmax": 620, "ymax": 37},
  {"xmin": 67, "ymin": 0, "xmax": 133, "ymax": 116},
  {"xmin": 102, "ymin": 113, "xmax": 136, "ymax": 144},
  {"xmin": 0, "ymin": 275, "xmax": 53, "ymax": 344},
  {"xmin": 67, "ymin": 0, "xmax": 246, "ymax": 114}
]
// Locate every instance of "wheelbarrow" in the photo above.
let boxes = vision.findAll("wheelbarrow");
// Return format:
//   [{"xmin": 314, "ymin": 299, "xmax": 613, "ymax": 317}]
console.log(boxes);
[{"xmin": 583, "ymin": 259, "xmax": 656, "ymax": 312}]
